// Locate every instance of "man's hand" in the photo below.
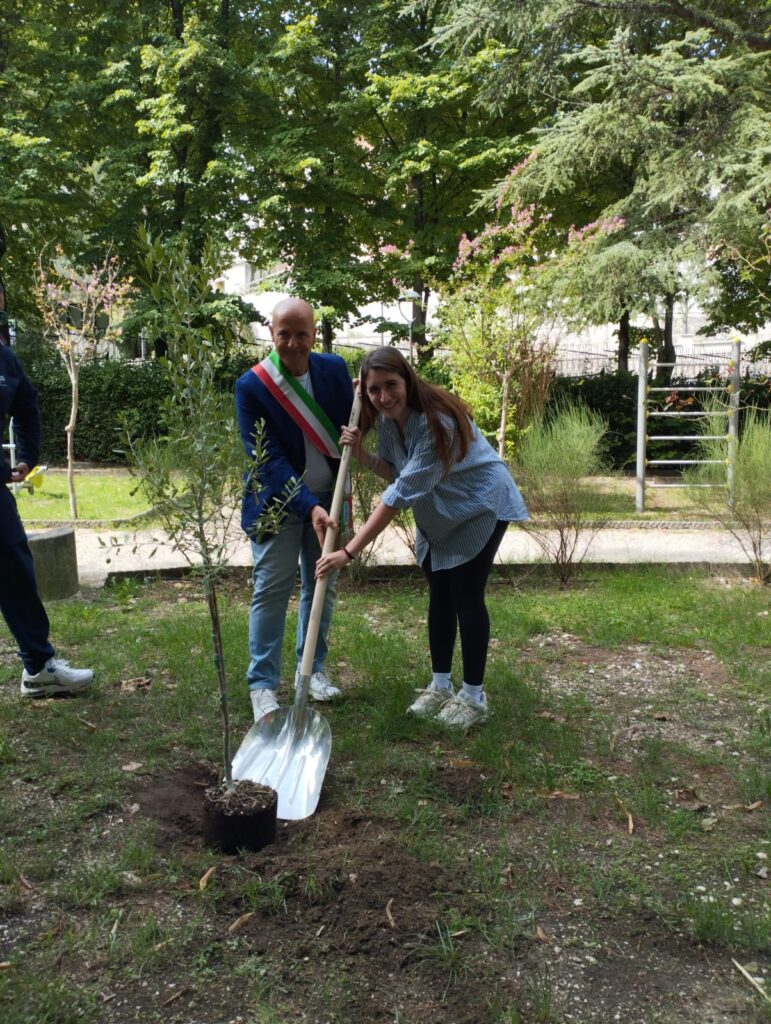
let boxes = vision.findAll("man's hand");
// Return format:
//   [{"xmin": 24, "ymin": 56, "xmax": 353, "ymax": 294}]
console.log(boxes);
[
  {"xmin": 10, "ymin": 462, "xmax": 30, "ymax": 483},
  {"xmin": 311, "ymin": 504, "xmax": 338, "ymax": 549}
]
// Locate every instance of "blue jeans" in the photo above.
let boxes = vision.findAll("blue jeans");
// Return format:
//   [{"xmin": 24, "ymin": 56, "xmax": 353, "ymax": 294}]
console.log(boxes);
[{"xmin": 247, "ymin": 494, "xmax": 338, "ymax": 693}]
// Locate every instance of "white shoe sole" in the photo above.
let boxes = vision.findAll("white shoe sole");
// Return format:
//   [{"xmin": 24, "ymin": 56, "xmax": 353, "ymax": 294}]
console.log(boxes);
[{"xmin": 20, "ymin": 677, "xmax": 93, "ymax": 698}]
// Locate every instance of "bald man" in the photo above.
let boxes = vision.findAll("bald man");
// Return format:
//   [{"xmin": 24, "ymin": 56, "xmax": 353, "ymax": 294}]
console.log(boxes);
[{"xmin": 235, "ymin": 299, "xmax": 354, "ymax": 721}]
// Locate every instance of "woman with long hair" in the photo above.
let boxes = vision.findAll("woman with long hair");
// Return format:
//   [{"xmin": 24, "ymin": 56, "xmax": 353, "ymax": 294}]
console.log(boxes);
[{"xmin": 316, "ymin": 347, "xmax": 528, "ymax": 728}]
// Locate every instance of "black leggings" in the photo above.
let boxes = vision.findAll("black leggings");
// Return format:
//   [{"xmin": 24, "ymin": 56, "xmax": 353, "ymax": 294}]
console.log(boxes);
[{"xmin": 421, "ymin": 521, "xmax": 508, "ymax": 687}]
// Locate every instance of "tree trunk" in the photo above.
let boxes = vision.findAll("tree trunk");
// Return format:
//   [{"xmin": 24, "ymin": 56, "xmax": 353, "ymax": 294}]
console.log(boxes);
[
  {"xmin": 617, "ymin": 310, "xmax": 630, "ymax": 372},
  {"xmin": 498, "ymin": 368, "xmax": 512, "ymax": 459},
  {"xmin": 66, "ymin": 362, "xmax": 79, "ymax": 519},
  {"xmin": 412, "ymin": 276, "xmax": 432, "ymax": 367},
  {"xmin": 663, "ymin": 293, "xmax": 676, "ymax": 367},
  {"xmin": 657, "ymin": 294, "xmax": 676, "ymax": 384},
  {"xmin": 320, "ymin": 317, "xmax": 334, "ymax": 354}
]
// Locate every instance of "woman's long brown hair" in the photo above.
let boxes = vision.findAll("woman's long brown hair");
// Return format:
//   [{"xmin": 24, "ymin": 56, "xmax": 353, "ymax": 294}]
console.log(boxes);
[{"xmin": 358, "ymin": 347, "xmax": 473, "ymax": 473}]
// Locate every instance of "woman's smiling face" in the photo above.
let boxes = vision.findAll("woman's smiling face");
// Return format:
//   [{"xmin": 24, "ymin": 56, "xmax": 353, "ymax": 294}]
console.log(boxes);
[{"xmin": 364, "ymin": 367, "xmax": 409, "ymax": 428}]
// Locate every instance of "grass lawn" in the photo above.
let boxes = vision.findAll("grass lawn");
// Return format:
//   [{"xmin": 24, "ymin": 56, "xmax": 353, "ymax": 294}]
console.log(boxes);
[
  {"xmin": 14, "ymin": 469, "xmax": 151, "ymax": 524},
  {"xmin": 13, "ymin": 468, "xmax": 703, "ymax": 527},
  {"xmin": 0, "ymin": 569, "xmax": 769, "ymax": 1023}
]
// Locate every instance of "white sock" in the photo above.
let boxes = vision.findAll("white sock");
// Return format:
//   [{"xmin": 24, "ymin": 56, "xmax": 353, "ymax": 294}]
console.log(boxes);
[
  {"xmin": 431, "ymin": 672, "xmax": 453, "ymax": 691},
  {"xmin": 461, "ymin": 682, "xmax": 485, "ymax": 704}
]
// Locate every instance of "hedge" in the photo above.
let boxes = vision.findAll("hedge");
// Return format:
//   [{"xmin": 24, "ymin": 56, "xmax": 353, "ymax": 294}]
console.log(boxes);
[
  {"xmin": 24, "ymin": 356, "xmax": 172, "ymax": 465},
  {"xmin": 13, "ymin": 350, "xmax": 771, "ymax": 470}
]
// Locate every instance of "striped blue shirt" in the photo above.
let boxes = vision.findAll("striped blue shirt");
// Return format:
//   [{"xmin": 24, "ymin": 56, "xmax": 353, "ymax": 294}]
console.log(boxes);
[{"xmin": 378, "ymin": 411, "xmax": 529, "ymax": 570}]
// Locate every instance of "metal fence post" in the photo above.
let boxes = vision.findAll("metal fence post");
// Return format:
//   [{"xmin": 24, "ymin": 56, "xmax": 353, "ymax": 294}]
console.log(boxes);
[
  {"xmin": 727, "ymin": 339, "xmax": 741, "ymax": 511},
  {"xmin": 635, "ymin": 341, "xmax": 649, "ymax": 513}
]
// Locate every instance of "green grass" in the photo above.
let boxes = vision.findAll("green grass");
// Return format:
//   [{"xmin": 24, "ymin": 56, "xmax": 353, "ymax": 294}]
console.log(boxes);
[
  {"xmin": 15, "ymin": 468, "xmax": 151, "ymax": 523},
  {"xmin": 13, "ymin": 468, "xmax": 713, "ymax": 527},
  {"xmin": 0, "ymin": 568, "xmax": 769, "ymax": 1022}
]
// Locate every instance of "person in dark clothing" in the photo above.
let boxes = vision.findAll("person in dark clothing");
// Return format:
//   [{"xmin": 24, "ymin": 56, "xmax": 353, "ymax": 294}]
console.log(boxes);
[{"xmin": 0, "ymin": 344, "xmax": 93, "ymax": 696}]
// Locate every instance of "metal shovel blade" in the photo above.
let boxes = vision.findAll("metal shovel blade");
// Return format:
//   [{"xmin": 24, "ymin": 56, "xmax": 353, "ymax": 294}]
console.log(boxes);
[{"xmin": 231, "ymin": 695, "xmax": 332, "ymax": 820}]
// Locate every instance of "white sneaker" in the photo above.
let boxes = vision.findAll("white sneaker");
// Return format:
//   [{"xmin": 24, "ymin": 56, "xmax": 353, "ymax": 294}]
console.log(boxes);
[
  {"xmin": 250, "ymin": 688, "xmax": 280, "ymax": 721},
  {"xmin": 20, "ymin": 658, "xmax": 94, "ymax": 698},
  {"xmin": 407, "ymin": 685, "xmax": 455, "ymax": 718},
  {"xmin": 436, "ymin": 691, "xmax": 489, "ymax": 729},
  {"xmin": 294, "ymin": 669, "xmax": 342, "ymax": 702}
]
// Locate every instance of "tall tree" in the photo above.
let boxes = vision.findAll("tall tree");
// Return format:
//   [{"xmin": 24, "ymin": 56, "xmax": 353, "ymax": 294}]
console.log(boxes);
[
  {"xmin": 0, "ymin": 1, "xmax": 274, "ymax": 328},
  {"xmin": 246, "ymin": 1, "xmax": 533, "ymax": 362},
  {"xmin": 240, "ymin": 3, "xmax": 397, "ymax": 351},
  {"xmin": 438, "ymin": 0, "xmax": 771, "ymax": 361}
]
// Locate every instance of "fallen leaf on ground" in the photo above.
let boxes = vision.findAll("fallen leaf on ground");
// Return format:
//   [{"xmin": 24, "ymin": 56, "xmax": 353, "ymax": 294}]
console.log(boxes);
[
  {"xmin": 538, "ymin": 710, "xmax": 566, "ymax": 724},
  {"xmin": 385, "ymin": 898, "xmax": 396, "ymax": 929},
  {"xmin": 540, "ymin": 790, "xmax": 580, "ymax": 801},
  {"xmin": 121, "ymin": 762, "xmax": 143, "ymax": 773},
  {"xmin": 199, "ymin": 866, "xmax": 217, "ymax": 891},
  {"xmin": 652, "ymin": 712, "xmax": 670, "ymax": 721},
  {"xmin": 227, "ymin": 912, "xmax": 254, "ymax": 934},
  {"xmin": 674, "ymin": 788, "xmax": 709, "ymax": 812},
  {"xmin": 120, "ymin": 676, "xmax": 152, "ymax": 693},
  {"xmin": 615, "ymin": 796, "xmax": 634, "ymax": 834},
  {"xmin": 678, "ymin": 799, "xmax": 709, "ymax": 813},
  {"xmin": 700, "ymin": 815, "xmax": 719, "ymax": 832},
  {"xmin": 445, "ymin": 757, "xmax": 476, "ymax": 769},
  {"xmin": 536, "ymin": 925, "xmax": 552, "ymax": 943}
]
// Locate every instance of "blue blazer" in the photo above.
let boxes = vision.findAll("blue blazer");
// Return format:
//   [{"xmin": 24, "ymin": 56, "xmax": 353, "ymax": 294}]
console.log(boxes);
[{"xmin": 235, "ymin": 352, "xmax": 354, "ymax": 538}]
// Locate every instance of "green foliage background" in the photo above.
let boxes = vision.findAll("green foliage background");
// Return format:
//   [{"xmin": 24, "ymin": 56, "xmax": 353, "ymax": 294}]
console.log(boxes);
[{"xmin": 16, "ymin": 348, "xmax": 769, "ymax": 470}]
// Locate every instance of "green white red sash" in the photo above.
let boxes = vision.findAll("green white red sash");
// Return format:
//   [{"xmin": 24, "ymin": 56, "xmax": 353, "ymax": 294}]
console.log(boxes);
[{"xmin": 252, "ymin": 351, "xmax": 342, "ymax": 459}]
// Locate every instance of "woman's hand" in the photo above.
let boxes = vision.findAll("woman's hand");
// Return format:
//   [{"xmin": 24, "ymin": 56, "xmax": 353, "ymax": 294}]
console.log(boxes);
[
  {"xmin": 315, "ymin": 549, "xmax": 349, "ymax": 579},
  {"xmin": 340, "ymin": 425, "xmax": 364, "ymax": 461}
]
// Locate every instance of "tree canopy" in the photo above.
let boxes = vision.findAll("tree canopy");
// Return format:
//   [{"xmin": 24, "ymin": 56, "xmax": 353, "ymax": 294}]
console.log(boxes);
[{"xmin": 1, "ymin": 0, "xmax": 768, "ymax": 349}]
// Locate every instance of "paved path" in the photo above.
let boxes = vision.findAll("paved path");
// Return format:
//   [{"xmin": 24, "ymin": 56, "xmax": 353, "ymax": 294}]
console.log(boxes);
[{"xmin": 71, "ymin": 522, "xmax": 755, "ymax": 588}]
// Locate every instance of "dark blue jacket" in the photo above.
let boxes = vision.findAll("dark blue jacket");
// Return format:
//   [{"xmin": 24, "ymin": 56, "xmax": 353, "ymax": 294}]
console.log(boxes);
[
  {"xmin": 235, "ymin": 352, "xmax": 353, "ymax": 538},
  {"xmin": 0, "ymin": 346, "xmax": 41, "ymax": 484}
]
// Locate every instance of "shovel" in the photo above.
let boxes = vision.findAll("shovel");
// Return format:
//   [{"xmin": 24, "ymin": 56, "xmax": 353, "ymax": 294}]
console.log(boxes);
[{"xmin": 231, "ymin": 388, "xmax": 362, "ymax": 820}]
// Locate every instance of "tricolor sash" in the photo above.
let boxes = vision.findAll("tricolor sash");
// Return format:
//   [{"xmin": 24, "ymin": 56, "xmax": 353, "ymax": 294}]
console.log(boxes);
[
  {"xmin": 252, "ymin": 351, "xmax": 341, "ymax": 459},
  {"xmin": 252, "ymin": 351, "xmax": 353, "ymax": 534}
]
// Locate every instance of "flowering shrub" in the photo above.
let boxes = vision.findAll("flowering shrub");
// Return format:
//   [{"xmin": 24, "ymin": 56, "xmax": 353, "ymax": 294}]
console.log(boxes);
[{"xmin": 438, "ymin": 202, "xmax": 560, "ymax": 456}]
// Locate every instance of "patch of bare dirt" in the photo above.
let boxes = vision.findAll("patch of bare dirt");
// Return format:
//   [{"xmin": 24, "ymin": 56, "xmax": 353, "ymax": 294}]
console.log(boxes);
[
  {"xmin": 114, "ymin": 763, "xmax": 768, "ymax": 1024},
  {"xmin": 533, "ymin": 631, "xmax": 761, "ymax": 758}
]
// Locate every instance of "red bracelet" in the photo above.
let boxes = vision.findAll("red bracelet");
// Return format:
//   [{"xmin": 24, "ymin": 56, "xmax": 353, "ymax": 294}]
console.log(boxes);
[{"xmin": 342, "ymin": 546, "xmax": 355, "ymax": 561}]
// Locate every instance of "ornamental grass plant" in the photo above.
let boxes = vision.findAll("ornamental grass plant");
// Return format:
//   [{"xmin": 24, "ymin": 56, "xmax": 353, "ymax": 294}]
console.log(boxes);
[
  {"xmin": 686, "ymin": 408, "xmax": 771, "ymax": 584},
  {"xmin": 514, "ymin": 402, "xmax": 609, "ymax": 584}
]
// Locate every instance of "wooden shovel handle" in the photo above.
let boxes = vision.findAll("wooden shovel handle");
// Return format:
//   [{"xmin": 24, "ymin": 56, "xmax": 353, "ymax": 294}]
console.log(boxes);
[{"xmin": 298, "ymin": 388, "xmax": 362, "ymax": 678}]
